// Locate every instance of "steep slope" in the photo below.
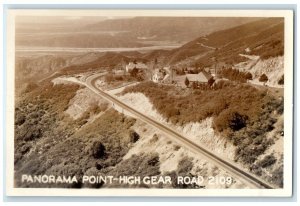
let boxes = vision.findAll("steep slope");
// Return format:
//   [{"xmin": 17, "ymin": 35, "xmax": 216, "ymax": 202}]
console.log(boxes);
[
  {"xmin": 60, "ymin": 52, "xmax": 147, "ymax": 75},
  {"xmin": 15, "ymin": 55, "xmax": 70, "ymax": 81},
  {"xmin": 15, "ymin": 52, "xmax": 108, "ymax": 82},
  {"xmin": 165, "ymin": 17, "xmax": 284, "ymax": 65}
]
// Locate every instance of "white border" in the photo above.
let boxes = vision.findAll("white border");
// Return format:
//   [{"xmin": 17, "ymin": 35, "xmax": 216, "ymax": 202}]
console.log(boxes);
[{"xmin": 5, "ymin": 9, "xmax": 294, "ymax": 197}]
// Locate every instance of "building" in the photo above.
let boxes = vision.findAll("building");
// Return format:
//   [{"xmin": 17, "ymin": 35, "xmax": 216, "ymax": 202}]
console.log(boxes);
[
  {"xmin": 185, "ymin": 71, "xmax": 213, "ymax": 87},
  {"xmin": 152, "ymin": 69, "xmax": 165, "ymax": 83},
  {"xmin": 152, "ymin": 66, "xmax": 173, "ymax": 84},
  {"xmin": 125, "ymin": 62, "xmax": 148, "ymax": 73}
]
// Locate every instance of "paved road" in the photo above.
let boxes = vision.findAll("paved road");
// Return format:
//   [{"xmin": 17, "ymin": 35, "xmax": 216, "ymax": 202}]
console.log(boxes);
[{"xmin": 84, "ymin": 73, "xmax": 276, "ymax": 189}]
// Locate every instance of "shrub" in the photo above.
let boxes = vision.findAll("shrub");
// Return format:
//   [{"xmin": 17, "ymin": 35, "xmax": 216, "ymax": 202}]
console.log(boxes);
[
  {"xmin": 15, "ymin": 112, "xmax": 26, "ymax": 126},
  {"xmin": 24, "ymin": 82, "xmax": 38, "ymax": 93},
  {"xmin": 278, "ymin": 75, "xmax": 284, "ymax": 85},
  {"xmin": 213, "ymin": 110, "xmax": 248, "ymax": 132},
  {"xmin": 177, "ymin": 157, "xmax": 194, "ymax": 175},
  {"xmin": 270, "ymin": 164, "xmax": 283, "ymax": 187},
  {"xmin": 150, "ymin": 134, "xmax": 159, "ymax": 143},
  {"xmin": 109, "ymin": 153, "xmax": 160, "ymax": 180},
  {"xmin": 91, "ymin": 141, "xmax": 106, "ymax": 159},
  {"xmin": 257, "ymin": 154, "xmax": 277, "ymax": 168},
  {"xmin": 228, "ymin": 112, "xmax": 248, "ymax": 131},
  {"xmin": 163, "ymin": 156, "xmax": 197, "ymax": 189},
  {"xmin": 114, "ymin": 75, "xmax": 124, "ymax": 81},
  {"xmin": 220, "ymin": 68, "xmax": 250, "ymax": 83},
  {"xmin": 129, "ymin": 130, "xmax": 140, "ymax": 143},
  {"xmin": 259, "ymin": 73, "xmax": 268, "ymax": 83},
  {"xmin": 173, "ymin": 145, "xmax": 181, "ymax": 151},
  {"xmin": 184, "ymin": 77, "xmax": 190, "ymax": 87},
  {"xmin": 245, "ymin": 72, "xmax": 253, "ymax": 80},
  {"xmin": 165, "ymin": 107, "xmax": 180, "ymax": 119},
  {"xmin": 129, "ymin": 68, "xmax": 139, "ymax": 78},
  {"xmin": 105, "ymin": 74, "xmax": 114, "ymax": 83},
  {"xmin": 147, "ymin": 156, "xmax": 159, "ymax": 166}
]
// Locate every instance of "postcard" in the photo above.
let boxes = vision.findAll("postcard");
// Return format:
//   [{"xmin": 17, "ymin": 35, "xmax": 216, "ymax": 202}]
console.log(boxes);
[{"xmin": 5, "ymin": 9, "xmax": 294, "ymax": 196}]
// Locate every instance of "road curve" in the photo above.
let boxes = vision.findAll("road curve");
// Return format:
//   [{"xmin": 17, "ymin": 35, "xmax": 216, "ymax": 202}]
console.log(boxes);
[{"xmin": 84, "ymin": 74, "xmax": 276, "ymax": 189}]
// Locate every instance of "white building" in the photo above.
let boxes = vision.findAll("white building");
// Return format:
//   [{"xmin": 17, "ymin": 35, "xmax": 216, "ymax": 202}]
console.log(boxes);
[
  {"xmin": 125, "ymin": 62, "xmax": 148, "ymax": 72},
  {"xmin": 152, "ymin": 69, "xmax": 165, "ymax": 83}
]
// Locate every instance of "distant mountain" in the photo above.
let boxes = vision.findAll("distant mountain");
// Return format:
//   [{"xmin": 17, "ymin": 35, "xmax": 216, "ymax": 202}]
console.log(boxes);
[
  {"xmin": 16, "ymin": 16, "xmax": 259, "ymax": 48},
  {"xmin": 16, "ymin": 33, "xmax": 149, "ymax": 48},
  {"xmin": 58, "ymin": 18, "xmax": 284, "ymax": 75},
  {"xmin": 84, "ymin": 17, "xmax": 260, "ymax": 43}
]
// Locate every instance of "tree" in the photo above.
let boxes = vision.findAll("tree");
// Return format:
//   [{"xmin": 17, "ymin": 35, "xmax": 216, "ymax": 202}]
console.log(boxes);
[
  {"xmin": 105, "ymin": 74, "xmax": 114, "ymax": 83},
  {"xmin": 192, "ymin": 82, "xmax": 198, "ymax": 89},
  {"xmin": 176, "ymin": 69, "xmax": 185, "ymax": 75},
  {"xmin": 278, "ymin": 75, "xmax": 284, "ymax": 85},
  {"xmin": 245, "ymin": 72, "xmax": 253, "ymax": 81},
  {"xmin": 259, "ymin": 73, "xmax": 268, "ymax": 85},
  {"xmin": 184, "ymin": 77, "xmax": 190, "ymax": 87},
  {"xmin": 208, "ymin": 77, "xmax": 215, "ymax": 87},
  {"xmin": 229, "ymin": 112, "xmax": 248, "ymax": 131},
  {"xmin": 129, "ymin": 68, "xmax": 138, "ymax": 78},
  {"xmin": 129, "ymin": 130, "xmax": 140, "ymax": 143},
  {"xmin": 91, "ymin": 142, "xmax": 106, "ymax": 159}
]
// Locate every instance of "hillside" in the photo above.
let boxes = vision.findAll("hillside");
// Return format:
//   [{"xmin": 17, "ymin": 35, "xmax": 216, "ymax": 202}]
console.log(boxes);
[
  {"xmin": 15, "ymin": 55, "xmax": 70, "ymax": 81},
  {"xmin": 165, "ymin": 17, "xmax": 284, "ymax": 65},
  {"xmin": 15, "ymin": 52, "xmax": 108, "ymax": 82}
]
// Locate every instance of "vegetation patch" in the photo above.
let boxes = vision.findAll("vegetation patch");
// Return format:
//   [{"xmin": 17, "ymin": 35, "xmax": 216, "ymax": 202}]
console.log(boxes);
[
  {"xmin": 122, "ymin": 81, "xmax": 283, "ymax": 166},
  {"xmin": 163, "ymin": 157, "xmax": 197, "ymax": 189},
  {"xmin": 14, "ymin": 81, "xmax": 140, "ymax": 188},
  {"xmin": 123, "ymin": 81, "xmax": 270, "ymax": 126},
  {"xmin": 220, "ymin": 68, "xmax": 253, "ymax": 83},
  {"xmin": 107, "ymin": 153, "xmax": 161, "ymax": 188}
]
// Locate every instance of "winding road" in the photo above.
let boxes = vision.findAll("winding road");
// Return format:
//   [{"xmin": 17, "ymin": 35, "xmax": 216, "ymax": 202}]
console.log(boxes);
[
  {"xmin": 84, "ymin": 73, "xmax": 277, "ymax": 189},
  {"xmin": 61, "ymin": 72, "xmax": 276, "ymax": 189}
]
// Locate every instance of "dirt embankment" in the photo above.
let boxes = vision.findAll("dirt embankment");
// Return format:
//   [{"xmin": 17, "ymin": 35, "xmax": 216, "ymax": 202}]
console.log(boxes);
[
  {"xmin": 115, "ymin": 93, "xmax": 283, "ymax": 186},
  {"xmin": 117, "ymin": 92, "xmax": 236, "ymax": 161},
  {"xmin": 235, "ymin": 55, "xmax": 284, "ymax": 88},
  {"xmin": 65, "ymin": 87, "xmax": 109, "ymax": 119},
  {"xmin": 125, "ymin": 119, "xmax": 247, "ymax": 189}
]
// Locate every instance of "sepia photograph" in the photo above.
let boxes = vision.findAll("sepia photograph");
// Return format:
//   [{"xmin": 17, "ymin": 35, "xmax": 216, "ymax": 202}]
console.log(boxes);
[{"xmin": 5, "ymin": 9, "xmax": 294, "ymax": 196}]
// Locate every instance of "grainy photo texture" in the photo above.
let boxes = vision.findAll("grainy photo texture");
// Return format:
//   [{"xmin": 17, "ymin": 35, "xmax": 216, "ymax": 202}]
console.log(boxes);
[{"xmin": 6, "ymin": 9, "xmax": 294, "ymax": 196}]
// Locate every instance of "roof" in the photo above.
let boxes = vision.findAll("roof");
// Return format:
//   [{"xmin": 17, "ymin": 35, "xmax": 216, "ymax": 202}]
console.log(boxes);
[
  {"xmin": 200, "ymin": 70, "xmax": 212, "ymax": 80},
  {"xmin": 186, "ymin": 71, "xmax": 212, "ymax": 83},
  {"xmin": 135, "ymin": 62, "xmax": 148, "ymax": 69},
  {"xmin": 126, "ymin": 62, "xmax": 148, "ymax": 70}
]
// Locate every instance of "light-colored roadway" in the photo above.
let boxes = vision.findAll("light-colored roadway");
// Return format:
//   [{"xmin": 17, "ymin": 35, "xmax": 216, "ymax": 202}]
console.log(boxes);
[{"xmin": 58, "ymin": 73, "xmax": 277, "ymax": 189}]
